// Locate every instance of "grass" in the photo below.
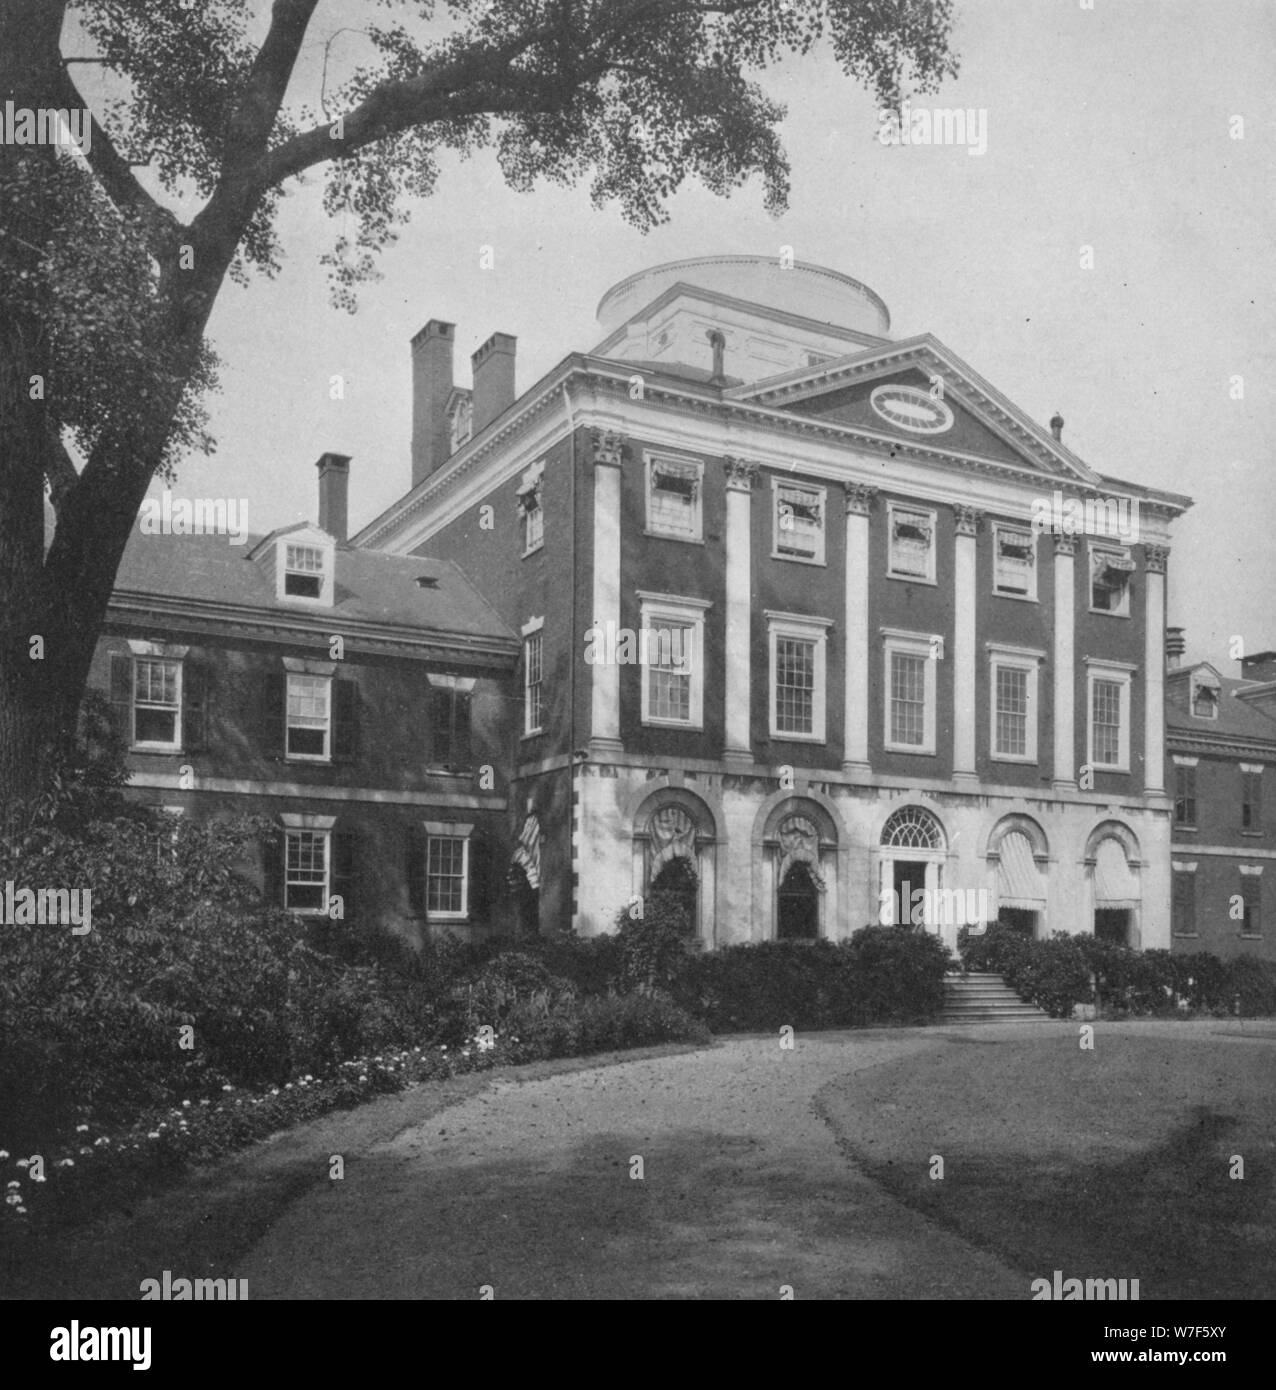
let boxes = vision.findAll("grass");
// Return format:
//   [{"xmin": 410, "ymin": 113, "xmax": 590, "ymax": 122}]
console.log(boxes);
[{"xmin": 816, "ymin": 1023, "xmax": 1276, "ymax": 1300}]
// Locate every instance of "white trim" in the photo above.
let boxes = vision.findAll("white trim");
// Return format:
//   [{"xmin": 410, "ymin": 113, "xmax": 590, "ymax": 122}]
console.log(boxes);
[
  {"xmin": 280, "ymin": 812, "xmax": 337, "ymax": 830},
  {"xmin": 883, "ymin": 630, "xmax": 937, "ymax": 755},
  {"xmin": 644, "ymin": 449, "xmax": 704, "ymax": 541},
  {"xmin": 126, "ymin": 771, "xmax": 504, "ymax": 808},
  {"xmin": 1171, "ymin": 861, "xmax": 1198, "ymax": 873},
  {"xmin": 771, "ymin": 477, "xmax": 827, "ymax": 565},
  {"xmin": 991, "ymin": 522, "xmax": 1038, "ymax": 601},
  {"xmin": 284, "ymin": 670, "xmax": 332, "ymax": 764},
  {"xmin": 1240, "ymin": 762, "xmax": 1264, "ymax": 775},
  {"xmin": 426, "ymin": 673, "xmax": 478, "ymax": 692},
  {"xmin": 1172, "ymin": 754, "xmax": 1199, "ymax": 767},
  {"xmin": 1239, "ymin": 864, "xmax": 1264, "ymax": 876},
  {"xmin": 129, "ymin": 653, "xmax": 184, "ymax": 753},
  {"xmin": 520, "ymin": 614, "xmax": 545, "ymax": 636},
  {"xmin": 1086, "ymin": 662, "xmax": 1132, "ymax": 773},
  {"xmin": 639, "ymin": 595, "xmax": 706, "ymax": 730},
  {"xmin": 985, "ymin": 641, "xmax": 1047, "ymax": 661},
  {"xmin": 1087, "ymin": 542, "xmax": 1133, "ymax": 617},
  {"xmin": 886, "ymin": 500, "xmax": 938, "ymax": 584},
  {"xmin": 423, "ymin": 822, "xmax": 473, "ymax": 920},
  {"xmin": 1083, "ymin": 656, "xmax": 1139, "ymax": 673},
  {"xmin": 282, "ymin": 823, "xmax": 331, "ymax": 915},
  {"xmin": 990, "ymin": 650, "xmax": 1040, "ymax": 764},
  {"xmin": 767, "ymin": 614, "xmax": 828, "ymax": 743},
  {"xmin": 278, "ymin": 535, "xmax": 335, "ymax": 608}
]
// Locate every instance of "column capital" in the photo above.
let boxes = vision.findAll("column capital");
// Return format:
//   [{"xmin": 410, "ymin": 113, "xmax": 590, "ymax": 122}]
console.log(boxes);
[
  {"xmin": 591, "ymin": 429, "xmax": 625, "ymax": 468},
  {"xmin": 955, "ymin": 505, "xmax": 983, "ymax": 537},
  {"xmin": 723, "ymin": 456, "xmax": 759, "ymax": 492},
  {"xmin": 843, "ymin": 482, "xmax": 878, "ymax": 517},
  {"xmin": 1143, "ymin": 544, "xmax": 1170, "ymax": 574},
  {"xmin": 1053, "ymin": 534, "xmax": 1078, "ymax": 557}
]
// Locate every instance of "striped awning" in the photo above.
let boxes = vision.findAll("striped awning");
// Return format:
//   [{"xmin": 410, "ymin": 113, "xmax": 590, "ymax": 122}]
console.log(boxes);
[
  {"xmin": 1094, "ymin": 838, "xmax": 1139, "ymax": 906},
  {"xmin": 997, "ymin": 831, "xmax": 1045, "ymax": 908},
  {"xmin": 510, "ymin": 814, "xmax": 541, "ymax": 890}
]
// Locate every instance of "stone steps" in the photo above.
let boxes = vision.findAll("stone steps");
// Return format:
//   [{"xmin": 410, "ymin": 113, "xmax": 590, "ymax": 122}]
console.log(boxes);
[{"xmin": 937, "ymin": 971, "xmax": 1052, "ymax": 1024}]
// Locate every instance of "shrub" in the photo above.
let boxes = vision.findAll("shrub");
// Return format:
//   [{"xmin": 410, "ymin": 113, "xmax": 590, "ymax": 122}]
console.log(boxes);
[
  {"xmin": 615, "ymin": 893, "xmax": 694, "ymax": 991},
  {"xmin": 843, "ymin": 925, "xmax": 951, "ymax": 1025},
  {"xmin": 499, "ymin": 989, "xmax": 709, "ymax": 1063},
  {"xmin": 525, "ymin": 932, "xmax": 624, "ymax": 995},
  {"xmin": 457, "ymin": 952, "xmax": 576, "ymax": 1036},
  {"xmin": 1225, "ymin": 955, "xmax": 1276, "ymax": 1017},
  {"xmin": 676, "ymin": 939, "xmax": 855, "ymax": 1031}
]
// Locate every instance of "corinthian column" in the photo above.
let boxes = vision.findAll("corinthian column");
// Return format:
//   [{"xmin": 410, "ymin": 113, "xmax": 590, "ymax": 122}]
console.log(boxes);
[
  {"xmin": 1052, "ymin": 534, "xmax": 1077, "ymax": 790},
  {"xmin": 723, "ymin": 457, "xmax": 758, "ymax": 769},
  {"xmin": 590, "ymin": 430, "xmax": 624, "ymax": 755},
  {"xmin": 953, "ymin": 505, "xmax": 982, "ymax": 784},
  {"xmin": 1143, "ymin": 545, "xmax": 1169, "ymax": 796},
  {"xmin": 842, "ymin": 483, "xmax": 876, "ymax": 774}
]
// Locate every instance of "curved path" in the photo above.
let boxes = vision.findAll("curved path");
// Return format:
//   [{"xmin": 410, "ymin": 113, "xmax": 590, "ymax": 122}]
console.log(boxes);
[{"xmin": 238, "ymin": 1030, "xmax": 1030, "ymax": 1299}]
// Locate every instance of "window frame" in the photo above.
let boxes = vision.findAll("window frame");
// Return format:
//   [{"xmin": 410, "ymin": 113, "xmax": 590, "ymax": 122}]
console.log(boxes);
[
  {"xmin": 991, "ymin": 523, "xmax": 1038, "ymax": 601},
  {"xmin": 280, "ymin": 539, "xmax": 334, "ymax": 606},
  {"xmin": 131, "ymin": 656, "xmax": 184, "ymax": 751},
  {"xmin": 882, "ymin": 628, "xmax": 938, "ymax": 755},
  {"xmin": 766, "ymin": 611, "xmax": 831, "ymax": 743},
  {"xmin": 284, "ymin": 827, "xmax": 330, "ymax": 915},
  {"xmin": 285, "ymin": 671, "xmax": 332, "ymax": 763},
  {"xmin": 1239, "ymin": 866, "xmax": 1262, "ymax": 938},
  {"xmin": 522, "ymin": 617, "xmax": 544, "ymax": 738},
  {"xmin": 771, "ymin": 478, "xmax": 827, "ymax": 565},
  {"xmin": 1171, "ymin": 862, "xmax": 1197, "ymax": 937},
  {"xmin": 988, "ymin": 644, "xmax": 1043, "ymax": 763},
  {"xmin": 886, "ymin": 501, "xmax": 938, "ymax": 585},
  {"xmin": 644, "ymin": 452, "xmax": 704, "ymax": 542},
  {"xmin": 1088, "ymin": 543, "xmax": 1134, "ymax": 618},
  {"xmin": 423, "ymin": 820, "xmax": 473, "ymax": 921},
  {"xmin": 637, "ymin": 592, "xmax": 709, "ymax": 730},
  {"xmin": 518, "ymin": 459, "xmax": 545, "ymax": 556},
  {"xmin": 1173, "ymin": 760, "xmax": 1198, "ymax": 828},
  {"xmin": 1085, "ymin": 660, "xmax": 1134, "ymax": 773},
  {"xmin": 1241, "ymin": 764, "xmax": 1263, "ymax": 834}
]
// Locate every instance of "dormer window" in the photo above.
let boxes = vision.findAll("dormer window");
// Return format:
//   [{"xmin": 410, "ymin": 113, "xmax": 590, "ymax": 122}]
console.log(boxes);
[
  {"xmin": 1191, "ymin": 672, "xmax": 1220, "ymax": 719},
  {"xmin": 285, "ymin": 544, "xmax": 325, "ymax": 598}
]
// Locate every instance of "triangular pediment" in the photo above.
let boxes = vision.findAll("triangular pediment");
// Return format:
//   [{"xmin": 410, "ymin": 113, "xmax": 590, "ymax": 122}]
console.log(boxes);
[{"xmin": 729, "ymin": 335, "xmax": 1102, "ymax": 486}]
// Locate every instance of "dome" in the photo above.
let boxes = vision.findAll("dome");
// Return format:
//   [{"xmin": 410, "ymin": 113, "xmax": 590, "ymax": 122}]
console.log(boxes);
[{"xmin": 596, "ymin": 254, "xmax": 890, "ymax": 339}]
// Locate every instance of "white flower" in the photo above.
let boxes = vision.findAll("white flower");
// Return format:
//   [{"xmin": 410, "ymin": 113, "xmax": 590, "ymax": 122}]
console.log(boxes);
[
  {"xmin": 5, "ymin": 1181, "xmax": 18, "ymax": 1189},
  {"xmin": 182, "ymin": 1100, "xmax": 192, "ymax": 1108},
  {"xmin": 79, "ymin": 1147, "xmax": 92, "ymax": 1156},
  {"xmin": 15, "ymin": 1159, "xmax": 28, "ymax": 1169},
  {"xmin": 94, "ymin": 1137, "xmax": 109, "ymax": 1146},
  {"xmin": 222, "ymin": 1085, "xmax": 233, "ymax": 1092},
  {"xmin": 5, "ymin": 1194, "xmax": 21, "ymax": 1206},
  {"xmin": 32, "ymin": 1174, "xmax": 45, "ymax": 1183},
  {"xmin": 75, "ymin": 1125, "xmax": 89, "ymax": 1133},
  {"xmin": 148, "ymin": 1132, "xmax": 160, "ymax": 1140},
  {"xmin": 0, "ymin": 1150, "xmax": 8, "ymax": 1159},
  {"xmin": 358, "ymin": 1075, "xmax": 368, "ymax": 1084},
  {"xmin": 57, "ymin": 1158, "xmax": 74, "ymax": 1168},
  {"xmin": 16, "ymin": 1206, "xmax": 27, "ymax": 1214}
]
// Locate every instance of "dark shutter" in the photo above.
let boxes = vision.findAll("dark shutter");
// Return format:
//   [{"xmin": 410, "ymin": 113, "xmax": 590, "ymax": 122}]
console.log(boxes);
[
  {"xmin": 331, "ymin": 828, "xmax": 359, "ymax": 923},
  {"xmin": 262, "ymin": 672, "xmax": 286, "ymax": 759},
  {"xmin": 467, "ymin": 831, "xmax": 491, "ymax": 925},
  {"xmin": 406, "ymin": 823, "xmax": 427, "ymax": 914},
  {"xmin": 453, "ymin": 691, "xmax": 473, "ymax": 771},
  {"xmin": 428, "ymin": 685, "xmax": 452, "ymax": 767},
  {"xmin": 332, "ymin": 677, "xmax": 360, "ymax": 763},
  {"xmin": 262, "ymin": 827, "xmax": 285, "ymax": 909},
  {"xmin": 109, "ymin": 652, "xmax": 133, "ymax": 740},
  {"xmin": 183, "ymin": 661, "xmax": 209, "ymax": 753}
]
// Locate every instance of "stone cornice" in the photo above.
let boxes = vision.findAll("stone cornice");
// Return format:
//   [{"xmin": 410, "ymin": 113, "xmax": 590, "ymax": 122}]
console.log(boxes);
[{"xmin": 1166, "ymin": 729, "xmax": 1276, "ymax": 760}]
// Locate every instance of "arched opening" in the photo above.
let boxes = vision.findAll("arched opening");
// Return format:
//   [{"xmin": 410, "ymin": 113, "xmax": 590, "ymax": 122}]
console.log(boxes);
[
  {"xmin": 879, "ymin": 805, "xmax": 948, "ymax": 938},
  {"xmin": 508, "ymin": 864, "xmax": 539, "ymax": 937},
  {"xmin": 777, "ymin": 861, "xmax": 820, "ymax": 940},
  {"xmin": 651, "ymin": 855, "xmax": 699, "ymax": 937},
  {"xmin": 986, "ymin": 819, "xmax": 1049, "ymax": 940}
]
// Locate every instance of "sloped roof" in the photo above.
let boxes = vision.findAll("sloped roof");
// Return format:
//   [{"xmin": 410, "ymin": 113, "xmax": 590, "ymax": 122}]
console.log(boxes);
[
  {"xmin": 1167, "ymin": 667, "xmax": 1276, "ymax": 747},
  {"xmin": 111, "ymin": 528, "xmax": 517, "ymax": 649}
]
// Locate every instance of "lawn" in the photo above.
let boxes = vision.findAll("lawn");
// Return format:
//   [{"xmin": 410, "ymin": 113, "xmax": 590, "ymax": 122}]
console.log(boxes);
[{"xmin": 815, "ymin": 1023, "xmax": 1276, "ymax": 1300}]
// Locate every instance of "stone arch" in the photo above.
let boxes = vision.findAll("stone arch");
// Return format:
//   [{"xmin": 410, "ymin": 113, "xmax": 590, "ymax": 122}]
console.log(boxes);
[
  {"xmin": 751, "ymin": 790, "xmax": 846, "ymax": 942},
  {"xmin": 1082, "ymin": 818, "xmax": 1143, "ymax": 866},
  {"xmin": 629, "ymin": 784, "xmax": 718, "ymax": 945},
  {"xmin": 982, "ymin": 812, "xmax": 1050, "ymax": 863},
  {"xmin": 1082, "ymin": 819, "xmax": 1144, "ymax": 949},
  {"xmin": 983, "ymin": 813, "xmax": 1051, "ymax": 938},
  {"xmin": 870, "ymin": 799, "xmax": 956, "ymax": 943}
]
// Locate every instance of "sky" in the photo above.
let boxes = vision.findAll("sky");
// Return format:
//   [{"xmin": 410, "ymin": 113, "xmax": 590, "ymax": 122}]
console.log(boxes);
[{"xmin": 126, "ymin": 0, "xmax": 1275, "ymax": 671}]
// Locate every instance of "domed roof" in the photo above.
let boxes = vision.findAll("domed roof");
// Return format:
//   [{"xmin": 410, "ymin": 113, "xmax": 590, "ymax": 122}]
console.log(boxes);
[{"xmin": 596, "ymin": 254, "xmax": 890, "ymax": 338}]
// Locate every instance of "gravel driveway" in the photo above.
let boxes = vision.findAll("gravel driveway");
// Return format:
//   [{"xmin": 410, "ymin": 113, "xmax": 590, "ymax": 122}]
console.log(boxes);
[{"xmin": 238, "ymin": 1031, "xmax": 1028, "ymax": 1299}]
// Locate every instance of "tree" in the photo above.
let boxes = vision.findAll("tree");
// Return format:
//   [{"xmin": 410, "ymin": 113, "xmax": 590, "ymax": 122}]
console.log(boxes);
[{"xmin": 0, "ymin": 0, "xmax": 957, "ymax": 814}]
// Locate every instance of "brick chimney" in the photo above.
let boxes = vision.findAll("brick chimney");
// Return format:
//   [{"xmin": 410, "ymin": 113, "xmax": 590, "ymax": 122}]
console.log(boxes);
[
  {"xmin": 471, "ymin": 332, "xmax": 517, "ymax": 436},
  {"xmin": 316, "ymin": 452, "xmax": 350, "ymax": 542},
  {"xmin": 411, "ymin": 320, "xmax": 455, "ymax": 488}
]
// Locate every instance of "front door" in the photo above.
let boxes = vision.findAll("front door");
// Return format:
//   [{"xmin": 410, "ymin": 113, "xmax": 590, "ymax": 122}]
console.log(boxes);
[{"xmin": 893, "ymin": 859, "xmax": 928, "ymax": 928}]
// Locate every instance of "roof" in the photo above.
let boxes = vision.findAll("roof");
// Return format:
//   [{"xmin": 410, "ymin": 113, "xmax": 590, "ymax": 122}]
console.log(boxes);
[
  {"xmin": 1167, "ymin": 667, "xmax": 1276, "ymax": 748},
  {"xmin": 110, "ymin": 528, "xmax": 517, "ymax": 652}
]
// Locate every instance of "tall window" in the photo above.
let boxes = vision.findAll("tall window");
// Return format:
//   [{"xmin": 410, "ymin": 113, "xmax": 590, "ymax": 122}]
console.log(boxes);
[
  {"xmin": 1192, "ymin": 677, "xmax": 1219, "ymax": 718},
  {"xmin": 426, "ymin": 836, "xmax": 468, "ymax": 916},
  {"xmin": 133, "ymin": 658, "xmax": 182, "ymax": 748},
  {"xmin": 1171, "ymin": 867, "xmax": 1196, "ymax": 936},
  {"xmin": 883, "ymin": 630, "xmax": 936, "ymax": 754},
  {"xmin": 284, "ymin": 543, "xmax": 325, "ymax": 599},
  {"xmin": 1086, "ymin": 662, "xmax": 1132, "ymax": 771},
  {"xmin": 286, "ymin": 674, "xmax": 331, "ymax": 759},
  {"xmin": 639, "ymin": 593, "xmax": 708, "ymax": 729},
  {"xmin": 285, "ymin": 829, "xmax": 328, "ymax": 911},
  {"xmin": 993, "ymin": 525, "xmax": 1036, "ymax": 599},
  {"xmin": 518, "ymin": 461, "xmax": 544, "ymax": 554},
  {"xmin": 773, "ymin": 481, "xmax": 826, "ymax": 563},
  {"xmin": 1242, "ymin": 767, "xmax": 1263, "ymax": 832},
  {"xmin": 989, "ymin": 647, "xmax": 1042, "ymax": 762},
  {"xmin": 887, "ymin": 503, "xmax": 936, "ymax": 582},
  {"xmin": 429, "ymin": 679, "xmax": 473, "ymax": 769},
  {"xmin": 646, "ymin": 456, "xmax": 702, "ymax": 540},
  {"xmin": 1174, "ymin": 764, "xmax": 1197, "ymax": 827},
  {"xmin": 767, "ymin": 612, "xmax": 830, "ymax": 741},
  {"xmin": 523, "ymin": 627, "xmax": 544, "ymax": 736}
]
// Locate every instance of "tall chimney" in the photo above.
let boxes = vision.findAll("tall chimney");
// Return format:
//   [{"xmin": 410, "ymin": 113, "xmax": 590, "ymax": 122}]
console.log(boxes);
[
  {"xmin": 471, "ymin": 332, "xmax": 517, "ymax": 436},
  {"xmin": 316, "ymin": 452, "xmax": 351, "ymax": 542},
  {"xmin": 1049, "ymin": 411, "xmax": 1064, "ymax": 442},
  {"xmin": 411, "ymin": 320, "xmax": 455, "ymax": 488},
  {"xmin": 1240, "ymin": 651, "xmax": 1276, "ymax": 682},
  {"xmin": 1165, "ymin": 626, "xmax": 1185, "ymax": 670}
]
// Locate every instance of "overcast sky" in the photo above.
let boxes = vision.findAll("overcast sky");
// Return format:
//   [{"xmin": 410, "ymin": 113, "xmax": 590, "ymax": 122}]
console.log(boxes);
[{"xmin": 142, "ymin": 0, "xmax": 1274, "ymax": 671}]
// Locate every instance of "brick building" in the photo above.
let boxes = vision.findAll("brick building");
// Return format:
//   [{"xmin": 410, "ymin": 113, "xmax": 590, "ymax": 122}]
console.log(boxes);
[
  {"xmin": 356, "ymin": 255, "xmax": 1193, "ymax": 951},
  {"xmin": 1168, "ymin": 634, "xmax": 1276, "ymax": 960},
  {"xmin": 91, "ymin": 453, "xmax": 521, "ymax": 942}
]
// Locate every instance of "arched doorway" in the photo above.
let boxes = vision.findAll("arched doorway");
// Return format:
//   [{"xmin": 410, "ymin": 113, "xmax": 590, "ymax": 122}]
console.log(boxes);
[
  {"xmin": 777, "ymin": 861, "xmax": 820, "ymax": 939},
  {"xmin": 878, "ymin": 804, "xmax": 950, "ymax": 944},
  {"xmin": 984, "ymin": 815, "xmax": 1049, "ymax": 940},
  {"xmin": 1084, "ymin": 822, "xmax": 1142, "ymax": 949},
  {"xmin": 651, "ymin": 855, "xmax": 699, "ymax": 937}
]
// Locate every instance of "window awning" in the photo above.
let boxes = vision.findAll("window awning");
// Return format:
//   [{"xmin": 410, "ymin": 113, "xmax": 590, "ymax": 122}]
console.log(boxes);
[
  {"xmin": 997, "ymin": 831, "xmax": 1046, "ymax": 908},
  {"xmin": 1094, "ymin": 839, "xmax": 1139, "ymax": 906},
  {"xmin": 1093, "ymin": 548, "xmax": 1134, "ymax": 574}
]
